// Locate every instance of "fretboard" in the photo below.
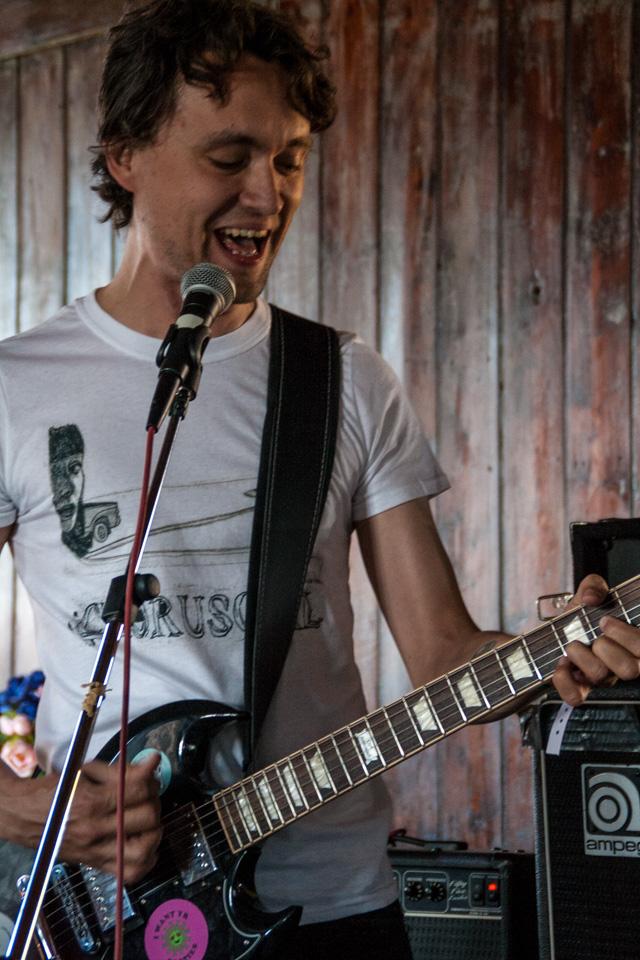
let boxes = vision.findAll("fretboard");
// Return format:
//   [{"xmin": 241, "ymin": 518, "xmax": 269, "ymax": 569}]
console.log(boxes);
[{"xmin": 213, "ymin": 574, "xmax": 640, "ymax": 853}]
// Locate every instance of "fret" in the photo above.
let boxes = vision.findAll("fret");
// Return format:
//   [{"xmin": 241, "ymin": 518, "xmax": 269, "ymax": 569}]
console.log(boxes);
[
  {"xmin": 560, "ymin": 608, "xmax": 593, "ymax": 647},
  {"xmin": 366, "ymin": 710, "xmax": 399, "ymax": 764},
  {"xmin": 347, "ymin": 728, "xmax": 369, "ymax": 776},
  {"xmin": 405, "ymin": 689, "xmax": 443, "ymax": 739},
  {"xmin": 469, "ymin": 662, "xmax": 491, "ymax": 709},
  {"xmin": 236, "ymin": 786, "xmax": 262, "ymax": 839},
  {"xmin": 214, "ymin": 793, "xmax": 243, "ymax": 852},
  {"xmin": 303, "ymin": 744, "xmax": 337, "ymax": 797},
  {"xmin": 381, "ymin": 706, "xmax": 405, "ymax": 761},
  {"xmin": 496, "ymin": 641, "xmax": 537, "ymax": 694},
  {"xmin": 277, "ymin": 762, "xmax": 307, "ymax": 813},
  {"xmin": 520, "ymin": 625, "xmax": 559, "ymax": 681},
  {"xmin": 225, "ymin": 791, "xmax": 254, "ymax": 846},
  {"xmin": 262, "ymin": 766, "xmax": 293, "ymax": 822},
  {"xmin": 492, "ymin": 648, "xmax": 515, "ymax": 695},
  {"xmin": 242, "ymin": 779, "xmax": 271, "ymax": 835},
  {"xmin": 351, "ymin": 719, "xmax": 386, "ymax": 773},
  {"xmin": 426, "ymin": 679, "xmax": 461, "ymax": 734},
  {"xmin": 448, "ymin": 665, "xmax": 485, "ymax": 719},
  {"xmin": 333, "ymin": 728, "xmax": 369, "ymax": 782},
  {"xmin": 550, "ymin": 621, "xmax": 566, "ymax": 654},
  {"xmin": 253, "ymin": 772, "xmax": 284, "ymax": 827},
  {"xmin": 445, "ymin": 675, "xmax": 467, "ymax": 721},
  {"xmin": 317, "ymin": 736, "xmax": 351, "ymax": 792},
  {"xmin": 300, "ymin": 752, "xmax": 325, "ymax": 803},
  {"xmin": 612, "ymin": 587, "xmax": 631, "ymax": 624},
  {"xmin": 470, "ymin": 651, "xmax": 510, "ymax": 708},
  {"xmin": 521, "ymin": 637, "xmax": 542, "ymax": 680},
  {"xmin": 399, "ymin": 697, "xmax": 425, "ymax": 749},
  {"xmin": 329, "ymin": 734, "xmax": 353, "ymax": 789}
]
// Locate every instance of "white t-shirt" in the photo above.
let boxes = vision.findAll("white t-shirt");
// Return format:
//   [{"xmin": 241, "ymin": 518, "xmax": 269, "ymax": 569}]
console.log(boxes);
[{"xmin": 0, "ymin": 293, "xmax": 448, "ymax": 922}]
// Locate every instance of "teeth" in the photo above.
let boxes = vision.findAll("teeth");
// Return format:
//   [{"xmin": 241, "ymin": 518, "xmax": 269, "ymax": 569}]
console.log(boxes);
[{"xmin": 220, "ymin": 228, "xmax": 269, "ymax": 239}]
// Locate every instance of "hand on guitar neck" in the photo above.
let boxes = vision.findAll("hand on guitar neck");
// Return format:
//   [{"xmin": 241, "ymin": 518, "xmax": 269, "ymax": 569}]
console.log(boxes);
[
  {"xmin": 552, "ymin": 573, "xmax": 640, "ymax": 704},
  {"xmin": 0, "ymin": 753, "xmax": 162, "ymax": 883}
]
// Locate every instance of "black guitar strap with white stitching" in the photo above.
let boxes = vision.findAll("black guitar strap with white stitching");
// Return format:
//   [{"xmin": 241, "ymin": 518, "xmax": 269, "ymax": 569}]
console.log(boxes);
[{"xmin": 243, "ymin": 305, "xmax": 340, "ymax": 763}]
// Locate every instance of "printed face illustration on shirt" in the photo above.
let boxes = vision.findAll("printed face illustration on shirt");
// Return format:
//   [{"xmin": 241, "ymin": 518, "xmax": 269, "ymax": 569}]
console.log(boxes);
[
  {"xmin": 49, "ymin": 424, "xmax": 121, "ymax": 558},
  {"xmin": 49, "ymin": 425, "xmax": 85, "ymax": 532}
]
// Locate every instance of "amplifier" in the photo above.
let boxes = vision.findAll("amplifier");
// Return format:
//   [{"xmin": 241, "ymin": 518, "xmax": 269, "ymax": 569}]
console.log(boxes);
[
  {"xmin": 389, "ymin": 847, "xmax": 537, "ymax": 960},
  {"xmin": 528, "ymin": 684, "xmax": 640, "ymax": 960}
]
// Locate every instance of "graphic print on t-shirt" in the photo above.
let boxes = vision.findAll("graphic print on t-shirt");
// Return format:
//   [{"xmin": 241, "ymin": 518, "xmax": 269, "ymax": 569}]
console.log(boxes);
[
  {"xmin": 48, "ymin": 424, "xmax": 122, "ymax": 558},
  {"xmin": 46, "ymin": 428, "xmax": 326, "ymax": 647}
]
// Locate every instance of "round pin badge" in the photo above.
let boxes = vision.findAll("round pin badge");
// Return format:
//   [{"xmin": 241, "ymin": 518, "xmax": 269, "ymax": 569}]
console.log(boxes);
[
  {"xmin": 131, "ymin": 748, "xmax": 172, "ymax": 795},
  {"xmin": 144, "ymin": 898, "xmax": 209, "ymax": 960}
]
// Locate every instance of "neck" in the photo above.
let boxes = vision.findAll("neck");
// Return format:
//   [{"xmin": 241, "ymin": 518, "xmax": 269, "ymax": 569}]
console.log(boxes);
[{"xmin": 96, "ymin": 243, "xmax": 253, "ymax": 340}]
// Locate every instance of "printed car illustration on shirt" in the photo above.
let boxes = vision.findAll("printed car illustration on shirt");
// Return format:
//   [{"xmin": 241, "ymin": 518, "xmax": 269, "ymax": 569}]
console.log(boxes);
[{"xmin": 81, "ymin": 502, "xmax": 121, "ymax": 544}]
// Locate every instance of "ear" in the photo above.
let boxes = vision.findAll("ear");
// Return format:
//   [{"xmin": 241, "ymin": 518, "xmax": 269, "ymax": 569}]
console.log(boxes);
[{"xmin": 104, "ymin": 142, "xmax": 137, "ymax": 193}]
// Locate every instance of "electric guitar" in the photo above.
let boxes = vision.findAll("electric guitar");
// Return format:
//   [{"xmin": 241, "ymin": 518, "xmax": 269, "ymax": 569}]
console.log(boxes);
[{"xmin": 16, "ymin": 575, "xmax": 640, "ymax": 960}]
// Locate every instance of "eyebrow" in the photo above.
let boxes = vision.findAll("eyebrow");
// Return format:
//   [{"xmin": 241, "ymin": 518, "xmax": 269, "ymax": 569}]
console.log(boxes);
[{"xmin": 200, "ymin": 131, "xmax": 314, "ymax": 152}]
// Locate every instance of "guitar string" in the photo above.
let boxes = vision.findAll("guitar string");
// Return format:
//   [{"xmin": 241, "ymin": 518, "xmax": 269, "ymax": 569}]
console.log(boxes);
[
  {"xmin": 41, "ymin": 582, "xmax": 640, "ymax": 937},
  {"xmin": 40, "ymin": 585, "xmax": 640, "ymax": 939},
  {"xmin": 133, "ymin": 583, "xmax": 640, "ymax": 846},
  {"xmin": 40, "ymin": 603, "xmax": 632, "ymax": 942}
]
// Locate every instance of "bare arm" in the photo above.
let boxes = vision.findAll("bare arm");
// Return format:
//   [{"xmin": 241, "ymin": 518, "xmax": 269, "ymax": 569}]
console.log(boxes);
[
  {"xmin": 0, "ymin": 524, "xmax": 161, "ymax": 880},
  {"xmin": 356, "ymin": 497, "xmax": 640, "ymax": 716},
  {"xmin": 356, "ymin": 497, "xmax": 508, "ymax": 688}
]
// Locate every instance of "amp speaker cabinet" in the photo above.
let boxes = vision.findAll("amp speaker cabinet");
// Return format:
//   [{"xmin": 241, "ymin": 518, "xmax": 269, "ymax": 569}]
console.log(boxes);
[
  {"xmin": 528, "ymin": 517, "xmax": 640, "ymax": 960},
  {"xmin": 389, "ymin": 848, "xmax": 537, "ymax": 960},
  {"xmin": 529, "ymin": 686, "xmax": 640, "ymax": 960}
]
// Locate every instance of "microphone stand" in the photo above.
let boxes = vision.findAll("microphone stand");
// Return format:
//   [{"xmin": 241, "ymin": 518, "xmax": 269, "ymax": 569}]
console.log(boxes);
[{"xmin": 5, "ymin": 384, "xmax": 194, "ymax": 960}]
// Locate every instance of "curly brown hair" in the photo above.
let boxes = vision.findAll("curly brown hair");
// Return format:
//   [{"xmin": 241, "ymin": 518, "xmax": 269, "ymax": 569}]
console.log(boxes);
[{"xmin": 92, "ymin": 0, "xmax": 336, "ymax": 229}]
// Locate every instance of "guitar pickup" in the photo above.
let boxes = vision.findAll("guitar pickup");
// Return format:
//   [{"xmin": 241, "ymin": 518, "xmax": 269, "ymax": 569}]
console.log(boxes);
[
  {"xmin": 167, "ymin": 802, "xmax": 217, "ymax": 887},
  {"xmin": 80, "ymin": 864, "xmax": 136, "ymax": 935},
  {"xmin": 23, "ymin": 865, "xmax": 100, "ymax": 953}
]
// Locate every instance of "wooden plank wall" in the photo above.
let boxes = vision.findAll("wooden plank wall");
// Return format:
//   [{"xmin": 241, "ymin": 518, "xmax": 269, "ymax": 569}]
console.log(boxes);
[{"xmin": 0, "ymin": 0, "xmax": 637, "ymax": 853}]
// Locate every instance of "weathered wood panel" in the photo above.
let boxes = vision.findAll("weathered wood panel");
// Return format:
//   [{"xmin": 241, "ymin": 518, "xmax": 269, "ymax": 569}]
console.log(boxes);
[
  {"xmin": 377, "ymin": 0, "xmax": 441, "ymax": 839},
  {"xmin": 265, "ymin": 0, "xmax": 322, "ymax": 321},
  {"xmin": 566, "ymin": 0, "xmax": 633, "ymax": 522},
  {"xmin": 321, "ymin": 0, "xmax": 382, "ymax": 704},
  {"xmin": 632, "ymin": 1, "xmax": 640, "ymax": 519},
  {"xmin": 321, "ymin": 0, "xmax": 379, "ymax": 345},
  {"xmin": 436, "ymin": 0, "xmax": 502, "ymax": 846},
  {"xmin": 0, "ymin": 59, "xmax": 18, "ymax": 683},
  {"xmin": 66, "ymin": 38, "xmax": 112, "ymax": 301},
  {"xmin": 19, "ymin": 49, "xmax": 66, "ymax": 330},
  {"xmin": 500, "ymin": 0, "xmax": 566, "ymax": 848},
  {"xmin": 0, "ymin": 0, "xmax": 124, "ymax": 59},
  {"xmin": 0, "ymin": 0, "xmax": 638, "ymax": 855}
]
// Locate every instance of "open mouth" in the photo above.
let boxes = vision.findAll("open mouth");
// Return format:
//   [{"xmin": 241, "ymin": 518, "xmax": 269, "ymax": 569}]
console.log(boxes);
[{"xmin": 213, "ymin": 227, "xmax": 271, "ymax": 264}]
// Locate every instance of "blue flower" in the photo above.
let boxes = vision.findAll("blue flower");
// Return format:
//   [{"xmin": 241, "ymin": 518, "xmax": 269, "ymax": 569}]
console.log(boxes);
[{"xmin": 0, "ymin": 672, "xmax": 44, "ymax": 715}]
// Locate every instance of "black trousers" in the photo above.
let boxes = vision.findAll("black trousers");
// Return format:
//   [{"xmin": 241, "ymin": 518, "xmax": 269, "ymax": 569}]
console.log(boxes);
[{"xmin": 262, "ymin": 900, "xmax": 413, "ymax": 960}]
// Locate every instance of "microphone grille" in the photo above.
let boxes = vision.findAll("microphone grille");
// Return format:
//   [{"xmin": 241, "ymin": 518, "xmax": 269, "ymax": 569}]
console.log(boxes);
[{"xmin": 180, "ymin": 262, "xmax": 236, "ymax": 308}]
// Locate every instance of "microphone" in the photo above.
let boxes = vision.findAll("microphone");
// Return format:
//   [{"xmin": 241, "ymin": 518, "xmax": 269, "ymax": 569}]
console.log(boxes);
[{"xmin": 146, "ymin": 263, "xmax": 236, "ymax": 430}]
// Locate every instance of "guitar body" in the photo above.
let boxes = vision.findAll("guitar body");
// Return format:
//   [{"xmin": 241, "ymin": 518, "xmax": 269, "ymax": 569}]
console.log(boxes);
[
  {"xmin": 35, "ymin": 701, "xmax": 300, "ymax": 960},
  {"xmin": 19, "ymin": 579, "xmax": 633, "ymax": 958}
]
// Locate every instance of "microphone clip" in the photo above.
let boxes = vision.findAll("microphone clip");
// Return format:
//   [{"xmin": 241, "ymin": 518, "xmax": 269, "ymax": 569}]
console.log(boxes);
[{"xmin": 147, "ymin": 322, "xmax": 210, "ymax": 430}]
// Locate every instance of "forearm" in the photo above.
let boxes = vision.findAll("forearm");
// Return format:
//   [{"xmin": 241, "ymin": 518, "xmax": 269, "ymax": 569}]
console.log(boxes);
[{"xmin": 0, "ymin": 760, "xmax": 52, "ymax": 846}]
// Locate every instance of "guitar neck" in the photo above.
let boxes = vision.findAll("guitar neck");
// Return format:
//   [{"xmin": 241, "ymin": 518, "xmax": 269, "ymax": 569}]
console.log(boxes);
[{"xmin": 213, "ymin": 574, "xmax": 640, "ymax": 853}]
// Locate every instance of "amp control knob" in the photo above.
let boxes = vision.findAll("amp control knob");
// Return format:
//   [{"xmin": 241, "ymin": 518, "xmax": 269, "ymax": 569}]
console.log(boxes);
[
  {"xmin": 404, "ymin": 880, "xmax": 425, "ymax": 901},
  {"xmin": 429, "ymin": 882, "xmax": 447, "ymax": 902}
]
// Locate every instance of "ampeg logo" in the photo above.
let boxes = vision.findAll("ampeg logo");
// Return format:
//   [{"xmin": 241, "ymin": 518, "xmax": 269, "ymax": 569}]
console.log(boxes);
[{"xmin": 582, "ymin": 764, "xmax": 640, "ymax": 858}]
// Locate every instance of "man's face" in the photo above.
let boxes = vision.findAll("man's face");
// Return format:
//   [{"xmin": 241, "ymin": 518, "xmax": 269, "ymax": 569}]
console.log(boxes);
[
  {"xmin": 118, "ymin": 56, "xmax": 312, "ymax": 303},
  {"xmin": 51, "ymin": 453, "xmax": 85, "ymax": 532}
]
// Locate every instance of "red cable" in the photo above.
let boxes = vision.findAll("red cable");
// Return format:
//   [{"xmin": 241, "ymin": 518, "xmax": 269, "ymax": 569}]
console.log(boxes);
[{"xmin": 114, "ymin": 425, "xmax": 155, "ymax": 960}]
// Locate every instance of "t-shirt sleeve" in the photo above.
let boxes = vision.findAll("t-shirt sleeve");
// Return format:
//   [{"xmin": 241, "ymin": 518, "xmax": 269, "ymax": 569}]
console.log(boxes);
[
  {"xmin": 344, "ymin": 338, "xmax": 449, "ymax": 523},
  {"xmin": 0, "ymin": 370, "xmax": 17, "ymax": 527}
]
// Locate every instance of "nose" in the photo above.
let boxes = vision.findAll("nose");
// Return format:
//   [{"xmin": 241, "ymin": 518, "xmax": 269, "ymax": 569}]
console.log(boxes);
[{"xmin": 238, "ymin": 159, "xmax": 283, "ymax": 217}]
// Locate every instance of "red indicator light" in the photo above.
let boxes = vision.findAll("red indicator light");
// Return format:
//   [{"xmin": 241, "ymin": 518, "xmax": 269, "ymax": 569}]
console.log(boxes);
[{"xmin": 487, "ymin": 882, "xmax": 498, "ymax": 892}]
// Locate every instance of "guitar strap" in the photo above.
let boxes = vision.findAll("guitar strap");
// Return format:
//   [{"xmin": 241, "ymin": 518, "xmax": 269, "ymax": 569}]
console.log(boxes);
[{"xmin": 243, "ymin": 305, "xmax": 341, "ymax": 764}]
